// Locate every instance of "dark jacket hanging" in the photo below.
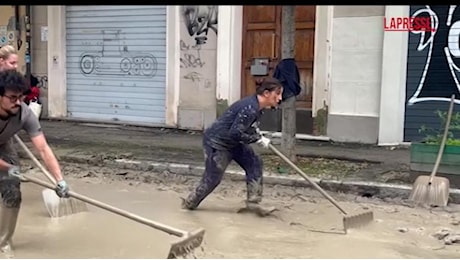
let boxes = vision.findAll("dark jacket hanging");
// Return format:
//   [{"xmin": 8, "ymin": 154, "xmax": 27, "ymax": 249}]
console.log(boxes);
[{"xmin": 273, "ymin": 58, "xmax": 302, "ymax": 101}]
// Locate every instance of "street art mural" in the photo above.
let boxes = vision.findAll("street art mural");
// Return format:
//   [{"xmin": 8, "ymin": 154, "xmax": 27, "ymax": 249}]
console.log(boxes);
[
  {"xmin": 407, "ymin": 5, "xmax": 460, "ymax": 105},
  {"xmin": 404, "ymin": 5, "xmax": 460, "ymax": 141}
]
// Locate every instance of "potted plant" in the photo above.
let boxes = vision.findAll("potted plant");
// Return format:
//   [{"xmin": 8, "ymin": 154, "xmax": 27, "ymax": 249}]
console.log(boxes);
[{"xmin": 410, "ymin": 110, "xmax": 460, "ymax": 175}]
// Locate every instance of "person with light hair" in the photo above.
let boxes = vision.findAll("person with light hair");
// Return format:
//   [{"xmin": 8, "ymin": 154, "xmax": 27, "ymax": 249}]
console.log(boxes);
[
  {"xmin": 0, "ymin": 45, "xmax": 41, "ymax": 116},
  {"xmin": 0, "ymin": 45, "xmax": 18, "ymax": 71}
]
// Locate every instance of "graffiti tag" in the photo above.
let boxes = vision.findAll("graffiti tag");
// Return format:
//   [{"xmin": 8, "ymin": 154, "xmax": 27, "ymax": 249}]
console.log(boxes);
[{"xmin": 182, "ymin": 6, "xmax": 218, "ymax": 45}]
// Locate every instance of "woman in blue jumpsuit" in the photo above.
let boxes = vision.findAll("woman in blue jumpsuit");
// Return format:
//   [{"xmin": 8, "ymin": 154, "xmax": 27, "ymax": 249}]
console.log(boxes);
[{"xmin": 182, "ymin": 78, "xmax": 283, "ymax": 215}]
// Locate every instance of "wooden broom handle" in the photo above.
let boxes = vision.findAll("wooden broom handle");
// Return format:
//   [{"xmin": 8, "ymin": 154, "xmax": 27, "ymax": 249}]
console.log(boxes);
[
  {"xmin": 268, "ymin": 143, "xmax": 349, "ymax": 215},
  {"xmin": 20, "ymin": 174, "xmax": 189, "ymax": 237},
  {"xmin": 13, "ymin": 136, "xmax": 190, "ymax": 237},
  {"xmin": 430, "ymin": 94, "xmax": 456, "ymax": 183},
  {"xmin": 14, "ymin": 134, "xmax": 57, "ymax": 185}
]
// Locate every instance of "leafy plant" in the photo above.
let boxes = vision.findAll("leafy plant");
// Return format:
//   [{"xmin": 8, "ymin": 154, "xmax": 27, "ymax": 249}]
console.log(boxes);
[{"xmin": 418, "ymin": 110, "xmax": 460, "ymax": 146}]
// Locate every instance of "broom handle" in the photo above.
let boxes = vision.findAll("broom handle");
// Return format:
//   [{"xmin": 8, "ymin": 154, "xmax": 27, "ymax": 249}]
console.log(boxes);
[
  {"xmin": 14, "ymin": 135, "xmax": 57, "ymax": 185},
  {"xmin": 13, "ymin": 136, "xmax": 188, "ymax": 238},
  {"xmin": 20, "ymin": 174, "xmax": 188, "ymax": 237},
  {"xmin": 268, "ymin": 143, "xmax": 349, "ymax": 215},
  {"xmin": 430, "ymin": 94, "xmax": 456, "ymax": 183}
]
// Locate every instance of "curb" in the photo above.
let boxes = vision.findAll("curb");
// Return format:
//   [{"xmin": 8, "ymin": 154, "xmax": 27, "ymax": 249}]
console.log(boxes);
[{"xmin": 55, "ymin": 154, "xmax": 460, "ymax": 204}]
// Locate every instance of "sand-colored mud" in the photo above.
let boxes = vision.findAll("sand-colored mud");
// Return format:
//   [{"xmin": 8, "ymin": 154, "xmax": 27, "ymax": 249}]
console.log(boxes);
[{"xmin": 2, "ymin": 162, "xmax": 459, "ymax": 259}]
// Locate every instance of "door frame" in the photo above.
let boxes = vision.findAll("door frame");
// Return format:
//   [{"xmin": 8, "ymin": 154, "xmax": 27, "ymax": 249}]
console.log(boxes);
[{"xmin": 216, "ymin": 6, "xmax": 333, "ymax": 117}]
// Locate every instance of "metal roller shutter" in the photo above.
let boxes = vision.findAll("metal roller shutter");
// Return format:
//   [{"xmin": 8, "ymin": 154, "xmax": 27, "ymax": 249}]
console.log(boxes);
[
  {"xmin": 404, "ymin": 5, "xmax": 460, "ymax": 142},
  {"xmin": 65, "ymin": 5, "xmax": 167, "ymax": 124}
]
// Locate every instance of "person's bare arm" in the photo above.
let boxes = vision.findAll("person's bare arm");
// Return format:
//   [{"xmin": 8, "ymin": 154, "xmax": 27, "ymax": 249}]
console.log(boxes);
[{"xmin": 30, "ymin": 133, "xmax": 64, "ymax": 182}]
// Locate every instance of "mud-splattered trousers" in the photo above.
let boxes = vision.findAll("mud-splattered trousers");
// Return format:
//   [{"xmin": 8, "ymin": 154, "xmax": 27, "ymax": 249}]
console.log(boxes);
[
  {"xmin": 183, "ymin": 95, "xmax": 265, "ymax": 209},
  {"xmin": 183, "ymin": 137, "xmax": 264, "ymax": 209},
  {"xmin": 0, "ymin": 139, "xmax": 21, "ymax": 209}
]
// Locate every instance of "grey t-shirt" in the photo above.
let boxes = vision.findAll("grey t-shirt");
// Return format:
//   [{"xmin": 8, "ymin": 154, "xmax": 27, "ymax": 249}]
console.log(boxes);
[{"xmin": 0, "ymin": 102, "xmax": 42, "ymax": 145}]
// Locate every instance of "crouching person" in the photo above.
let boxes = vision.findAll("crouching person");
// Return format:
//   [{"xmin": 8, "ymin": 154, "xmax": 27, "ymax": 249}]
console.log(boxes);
[
  {"xmin": 0, "ymin": 70, "xmax": 70, "ymax": 257},
  {"xmin": 181, "ymin": 78, "xmax": 283, "ymax": 216}
]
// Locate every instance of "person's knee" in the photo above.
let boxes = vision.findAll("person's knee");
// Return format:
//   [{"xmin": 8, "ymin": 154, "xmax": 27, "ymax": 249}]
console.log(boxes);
[{"xmin": 0, "ymin": 179, "xmax": 22, "ymax": 208}]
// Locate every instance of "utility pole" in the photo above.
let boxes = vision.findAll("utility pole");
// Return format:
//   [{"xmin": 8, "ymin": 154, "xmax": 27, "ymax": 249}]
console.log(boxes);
[{"xmin": 281, "ymin": 5, "xmax": 297, "ymax": 162}]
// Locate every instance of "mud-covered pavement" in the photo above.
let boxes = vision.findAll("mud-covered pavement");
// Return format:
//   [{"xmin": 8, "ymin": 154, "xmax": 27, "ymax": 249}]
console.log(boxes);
[{"xmin": 5, "ymin": 160, "xmax": 460, "ymax": 259}]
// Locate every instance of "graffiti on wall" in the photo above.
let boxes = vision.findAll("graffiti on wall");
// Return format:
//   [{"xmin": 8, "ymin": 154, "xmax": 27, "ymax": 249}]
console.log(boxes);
[
  {"xmin": 407, "ymin": 5, "xmax": 460, "ymax": 105},
  {"xmin": 35, "ymin": 75, "xmax": 48, "ymax": 89},
  {"xmin": 78, "ymin": 30, "xmax": 158, "ymax": 78},
  {"xmin": 182, "ymin": 6, "xmax": 218, "ymax": 45},
  {"xmin": 180, "ymin": 40, "xmax": 205, "ymax": 69},
  {"xmin": 180, "ymin": 5, "xmax": 218, "ymax": 90},
  {"xmin": 183, "ymin": 71, "xmax": 212, "ymax": 89}
]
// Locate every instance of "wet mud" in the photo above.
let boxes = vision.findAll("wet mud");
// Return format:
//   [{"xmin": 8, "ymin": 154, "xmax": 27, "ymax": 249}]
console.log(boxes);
[{"xmin": 3, "ymin": 161, "xmax": 460, "ymax": 258}]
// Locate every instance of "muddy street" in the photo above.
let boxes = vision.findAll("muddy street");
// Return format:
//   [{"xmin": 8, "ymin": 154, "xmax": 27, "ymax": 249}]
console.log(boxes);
[{"xmin": 5, "ymin": 160, "xmax": 460, "ymax": 259}]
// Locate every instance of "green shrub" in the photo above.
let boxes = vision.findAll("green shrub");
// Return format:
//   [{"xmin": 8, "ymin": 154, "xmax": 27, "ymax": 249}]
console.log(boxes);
[{"xmin": 419, "ymin": 110, "xmax": 460, "ymax": 146}]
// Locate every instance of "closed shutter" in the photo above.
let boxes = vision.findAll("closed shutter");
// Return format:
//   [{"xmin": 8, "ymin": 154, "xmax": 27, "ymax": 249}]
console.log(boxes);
[
  {"xmin": 65, "ymin": 5, "xmax": 166, "ymax": 124},
  {"xmin": 404, "ymin": 5, "xmax": 460, "ymax": 142}
]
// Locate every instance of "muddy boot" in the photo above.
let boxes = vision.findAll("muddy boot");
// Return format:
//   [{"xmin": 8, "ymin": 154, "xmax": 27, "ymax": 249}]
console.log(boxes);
[
  {"xmin": 237, "ymin": 179, "xmax": 277, "ymax": 217},
  {"xmin": 181, "ymin": 197, "xmax": 197, "ymax": 210},
  {"xmin": 181, "ymin": 190, "xmax": 204, "ymax": 211},
  {"xmin": 238, "ymin": 201, "xmax": 277, "ymax": 217},
  {"xmin": 0, "ymin": 206, "xmax": 19, "ymax": 258}
]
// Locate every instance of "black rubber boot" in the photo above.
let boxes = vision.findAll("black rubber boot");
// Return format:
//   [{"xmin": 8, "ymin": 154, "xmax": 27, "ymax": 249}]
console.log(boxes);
[
  {"xmin": 237, "ymin": 179, "xmax": 277, "ymax": 217},
  {"xmin": 0, "ymin": 206, "xmax": 19, "ymax": 258}
]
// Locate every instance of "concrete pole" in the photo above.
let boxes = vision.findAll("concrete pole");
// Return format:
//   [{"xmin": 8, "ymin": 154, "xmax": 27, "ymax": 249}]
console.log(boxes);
[{"xmin": 281, "ymin": 5, "xmax": 297, "ymax": 162}]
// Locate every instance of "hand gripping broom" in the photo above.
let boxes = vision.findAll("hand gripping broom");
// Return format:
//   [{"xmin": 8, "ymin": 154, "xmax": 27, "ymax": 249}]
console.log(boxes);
[
  {"xmin": 14, "ymin": 134, "xmax": 88, "ymax": 218},
  {"xmin": 268, "ymin": 143, "xmax": 374, "ymax": 233},
  {"xmin": 408, "ymin": 94, "xmax": 455, "ymax": 207}
]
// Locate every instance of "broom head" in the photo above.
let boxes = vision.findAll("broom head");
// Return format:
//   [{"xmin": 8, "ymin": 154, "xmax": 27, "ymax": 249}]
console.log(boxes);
[
  {"xmin": 408, "ymin": 175, "xmax": 450, "ymax": 207},
  {"xmin": 42, "ymin": 188, "xmax": 88, "ymax": 218},
  {"xmin": 342, "ymin": 210, "xmax": 374, "ymax": 233},
  {"xmin": 167, "ymin": 228, "xmax": 205, "ymax": 259}
]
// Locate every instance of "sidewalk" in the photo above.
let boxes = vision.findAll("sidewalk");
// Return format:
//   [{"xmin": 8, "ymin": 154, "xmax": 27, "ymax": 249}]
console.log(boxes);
[{"xmin": 17, "ymin": 119, "xmax": 460, "ymax": 203}]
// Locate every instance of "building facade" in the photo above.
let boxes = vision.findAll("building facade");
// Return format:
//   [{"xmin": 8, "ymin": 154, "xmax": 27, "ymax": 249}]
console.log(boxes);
[{"xmin": 2, "ymin": 5, "xmax": 456, "ymax": 145}]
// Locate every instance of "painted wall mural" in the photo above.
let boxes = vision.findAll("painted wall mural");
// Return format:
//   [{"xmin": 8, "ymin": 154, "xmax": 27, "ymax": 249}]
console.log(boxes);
[
  {"xmin": 408, "ymin": 5, "xmax": 460, "ymax": 105},
  {"xmin": 404, "ymin": 5, "xmax": 460, "ymax": 141}
]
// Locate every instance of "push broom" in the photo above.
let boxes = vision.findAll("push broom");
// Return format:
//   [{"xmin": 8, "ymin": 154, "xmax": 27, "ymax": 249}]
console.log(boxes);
[
  {"xmin": 268, "ymin": 144, "xmax": 374, "ymax": 233},
  {"xmin": 13, "ymin": 134, "xmax": 205, "ymax": 258},
  {"xmin": 15, "ymin": 172, "xmax": 206, "ymax": 258},
  {"xmin": 408, "ymin": 94, "xmax": 455, "ymax": 207}
]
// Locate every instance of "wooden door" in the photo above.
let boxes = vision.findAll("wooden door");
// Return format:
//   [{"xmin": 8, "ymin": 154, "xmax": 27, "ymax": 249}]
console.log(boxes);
[
  {"xmin": 241, "ymin": 6, "xmax": 281, "ymax": 98},
  {"xmin": 241, "ymin": 5, "xmax": 316, "ymax": 109}
]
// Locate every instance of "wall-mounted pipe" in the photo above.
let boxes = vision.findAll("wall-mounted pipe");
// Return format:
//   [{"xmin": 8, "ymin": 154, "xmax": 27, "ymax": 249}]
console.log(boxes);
[
  {"xmin": 25, "ymin": 5, "xmax": 31, "ymax": 81},
  {"xmin": 14, "ymin": 5, "xmax": 23, "ymax": 51}
]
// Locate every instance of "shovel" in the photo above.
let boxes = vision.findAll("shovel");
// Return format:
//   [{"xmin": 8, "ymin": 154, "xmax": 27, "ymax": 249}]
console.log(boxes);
[
  {"xmin": 268, "ymin": 143, "xmax": 374, "ymax": 233},
  {"xmin": 408, "ymin": 94, "xmax": 455, "ymax": 207},
  {"xmin": 16, "ymin": 173, "xmax": 206, "ymax": 259}
]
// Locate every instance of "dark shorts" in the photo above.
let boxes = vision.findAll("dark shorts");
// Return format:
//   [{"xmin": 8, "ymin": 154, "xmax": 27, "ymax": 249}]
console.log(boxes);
[{"xmin": 0, "ymin": 139, "xmax": 21, "ymax": 208}]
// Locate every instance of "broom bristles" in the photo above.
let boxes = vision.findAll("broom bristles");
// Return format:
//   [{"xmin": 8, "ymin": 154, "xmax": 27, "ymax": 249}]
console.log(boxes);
[
  {"xmin": 409, "ymin": 175, "xmax": 450, "ymax": 207},
  {"xmin": 55, "ymin": 197, "xmax": 88, "ymax": 218},
  {"xmin": 43, "ymin": 189, "xmax": 88, "ymax": 218},
  {"xmin": 167, "ymin": 228, "xmax": 205, "ymax": 259}
]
